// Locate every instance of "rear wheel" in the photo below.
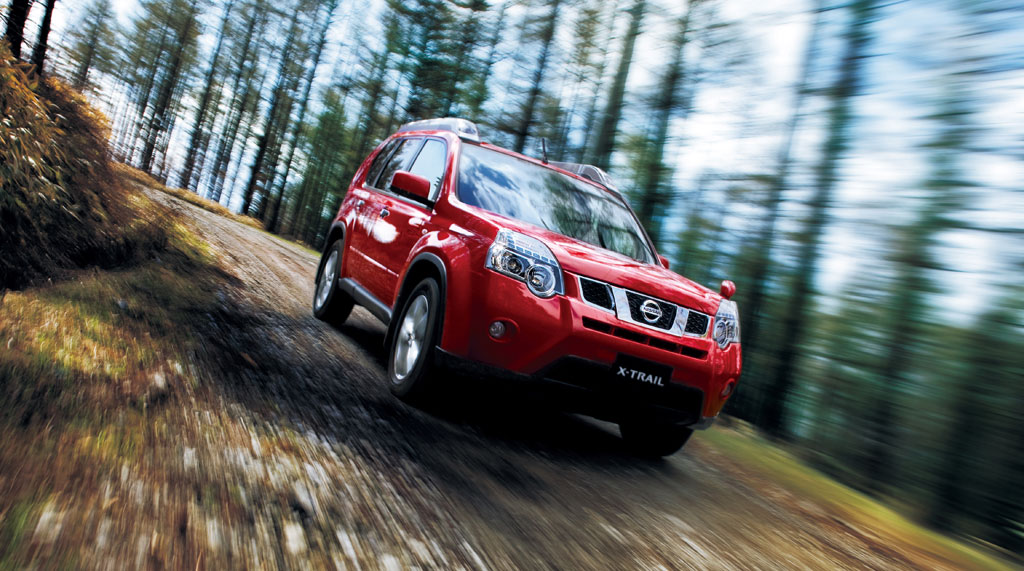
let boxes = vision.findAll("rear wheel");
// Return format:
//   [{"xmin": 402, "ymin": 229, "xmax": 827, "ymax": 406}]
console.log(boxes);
[
  {"xmin": 387, "ymin": 278, "xmax": 442, "ymax": 401},
  {"xmin": 619, "ymin": 420, "xmax": 693, "ymax": 458},
  {"xmin": 313, "ymin": 239, "xmax": 354, "ymax": 325}
]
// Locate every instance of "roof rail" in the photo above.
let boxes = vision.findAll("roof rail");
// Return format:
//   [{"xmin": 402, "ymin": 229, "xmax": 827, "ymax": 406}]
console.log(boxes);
[
  {"xmin": 549, "ymin": 161, "xmax": 624, "ymax": 198},
  {"xmin": 397, "ymin": 118, "xmax": 480, "ymax": 142}
]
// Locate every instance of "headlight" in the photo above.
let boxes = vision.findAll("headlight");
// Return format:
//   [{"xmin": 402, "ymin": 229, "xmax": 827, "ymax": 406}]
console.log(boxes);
[
  {"xmin": 713, "ymin": 300, "xmax": 740, "ymax": 349},
  {"xmin": 486, "ymin": 229, "xmax": 564, "ymax": 298}
]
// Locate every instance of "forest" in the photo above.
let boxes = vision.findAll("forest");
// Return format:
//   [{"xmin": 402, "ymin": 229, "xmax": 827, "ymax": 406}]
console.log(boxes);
[{"xmin": 3, "ymin": 0, "xmax": 1023, "ymax": 556}]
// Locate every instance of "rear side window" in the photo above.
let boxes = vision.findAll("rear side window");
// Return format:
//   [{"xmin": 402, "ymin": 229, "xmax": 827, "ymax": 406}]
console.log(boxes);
[
  {"xmin": 407, "ymin": 139, "xmax": 447, "ymax": 200},
  {"xmin": 374, "ymin": 138, "xmax": 421, "ymax": 190},
  {"xmin": 364, "ymin": 139, "xmax": 400, "ymax": 187}
]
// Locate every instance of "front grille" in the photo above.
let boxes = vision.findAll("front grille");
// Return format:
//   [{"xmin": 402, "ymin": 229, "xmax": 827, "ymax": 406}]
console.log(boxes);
[
  {"xmin": 577, "ymin": 274, "xmax": 712, "ymax": 339},
  {"xmin": 685, "ymin": 311, "xmax": 709, "ymax": 336},
  {"xmin": 625, "ymin": 292, "xmax": 676, "ymax": 330},
  {"xmin": 579, "ymin": 277, "xmax": 614, "ymax": 310}
]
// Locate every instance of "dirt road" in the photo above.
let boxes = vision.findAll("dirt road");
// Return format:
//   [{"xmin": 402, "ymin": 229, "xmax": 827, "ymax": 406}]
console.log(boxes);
[{"xmin": 129, "ymin": 190, "xmax": 977, "ymax": 570}]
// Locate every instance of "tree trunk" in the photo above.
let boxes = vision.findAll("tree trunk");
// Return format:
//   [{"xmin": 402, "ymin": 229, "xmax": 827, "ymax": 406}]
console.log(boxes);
[
  {"xmin": 588, "ymin": 0, "xmax": 644, "ymax": 170},
  {"xmin": 241, "ymin": 7, "xmax": 303, "ymax": 216},
  {"xmin": 575, "ymin": 0, "xmax": 621, "ymax": 163},
  {"xmin": 180, "ymin": 0, "xmax": 235, "ymax": 191},
  {"xmin": 512, "ymin": 0, "xmax": 562, "ymax": 154},
  {"xmin": 140, "ymin": 1, "xmax": 199, "ymax": 173},
  {"xmin": 266, "ymin": 0, "xmax": 336, "ymax": 233},
  {"xmin": 3, "ymin": 0, "xmax": 33, "ymax": 59},
  {"xmin": 30, "ymin": 0, "xmax": 56, "ymax": 73},
  {"xmin": 632, "ymin": 4, "xmax": 692, "ymax": 245},
  {"xmin": 759, "ymin": 0, "xmax": 877, "ymax": 438}
]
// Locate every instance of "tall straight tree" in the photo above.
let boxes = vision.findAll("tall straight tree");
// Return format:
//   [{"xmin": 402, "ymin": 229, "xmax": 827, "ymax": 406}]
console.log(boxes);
[
  {"xmin": 3, "ymin": 0, "xmax": 33, "ymax": 59},
  {"xmin": 207, "ymin": 0, "xmax": 268, "ymax": 203},
  {"xmin": 631, "ymin": 3, "xmax": 694, "ymax": 245},
  {"xmin": 265, "ymin": 0, "xmax": 338, "ymax": 232},
  {"xmin": 65, "ymin": 0, "xmax": 115, "ymax": 89},
  {"xmin": 437, "ymin": 0, "xmax": 488, "ymax": 118},
  {"xmin": 463, "ymin": 1, "xmax": 506, "ymax": 120},
  {"xmin": 575, "ymin": 0, "xmax": 621, "ymax": 163},
  {"xmin": 511, "ymin": 0, "xmax": 562, "ymax": 154},
  {"xmin": 737, "ymin": 0, "xmax": 824, "ymax": 377},
  {"xmin": 138, "ymin": 0, "xmax": 202, "ymax": 174},
  {"xmin": 727, "ymin": 0, "xmax": 824, "ymax": 423},
  {"xmin": 865, "ymin": 79, "xmax": 972, "ymax": 491},
  {"xmin": 240, "ymin": 2, "xmax": 306, "ymax": 216},
  {"xmin": 759, "ymin": 0, "xmax": 878, "ymax": 437},
  {"xmin": 588, "ymin": 0, "xmax": 645, "ymax": 170},
  {"xmin": 30, "ymin": 0, "xmax": 57, "ymax": 73},
  {"xmin": 179, "ymin": 0, "xmax": 235, "ymax": 191}
]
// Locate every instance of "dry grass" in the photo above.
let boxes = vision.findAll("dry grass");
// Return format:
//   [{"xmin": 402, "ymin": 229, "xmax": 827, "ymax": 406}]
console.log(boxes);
[
  {"xmin": 0, "ymin": 47, "xmax": 165, "ymax": 290},
  {"xmin": 700, "ymin": 423, "xmax": 1017, "ymax": 570},
  {"xmin": 115, "ymin": 164, "xmax": 263, "ymax": 230}
]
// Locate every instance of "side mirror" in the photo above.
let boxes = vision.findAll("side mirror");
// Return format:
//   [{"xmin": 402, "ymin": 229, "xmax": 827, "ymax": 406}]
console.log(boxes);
[
  {"xmin": 390, "ymin": 171, "xmax": 431, "ymax": 203},
  {"xmin": 720, "ymin": 280, "xmax": 736, "ymax": 300},
  {"xmin": 658, "ymin": 255, "xmax": 671, "ymax": 269}
]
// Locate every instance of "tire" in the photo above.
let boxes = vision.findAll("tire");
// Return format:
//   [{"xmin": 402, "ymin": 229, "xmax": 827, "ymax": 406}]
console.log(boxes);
[
  {"xmin": 313, "ymin": 239, "xmax": 354, "ymax": 325},
  {"xmin": 387, "ymin": 278, "xmax": 442, "ymax": 401},
  {"xmin": 619, "ymin": 420, "xmax": 693, "ymax": 458}
]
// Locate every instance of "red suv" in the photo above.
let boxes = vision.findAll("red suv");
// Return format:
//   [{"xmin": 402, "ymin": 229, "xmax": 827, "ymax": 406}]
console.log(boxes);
[{"xmin": 314, "ymin": 118, "xmax": 741, "ymax": 456}]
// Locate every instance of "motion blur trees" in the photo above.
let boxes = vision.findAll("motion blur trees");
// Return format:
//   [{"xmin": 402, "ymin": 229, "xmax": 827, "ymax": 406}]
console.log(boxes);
[
  {"xmin": 3, "ymin": 0, "xmax": 32, "ymax": 59},
  {"xmin": 64, "ymin": 0, "xmax": 116, "ymax": 90},
  {"xmin": 760, "ymin": 0, "xmax": 877, "ymax": 437},
  {"xmin": 588, "ymin": 0, "xmax": 644, "ymax": 170}
]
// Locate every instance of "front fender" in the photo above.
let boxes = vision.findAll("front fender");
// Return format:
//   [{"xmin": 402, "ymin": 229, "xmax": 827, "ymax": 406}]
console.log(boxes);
[{"xmin": 395, "ymin": 229, "xmax": 478, "ymax": 356}]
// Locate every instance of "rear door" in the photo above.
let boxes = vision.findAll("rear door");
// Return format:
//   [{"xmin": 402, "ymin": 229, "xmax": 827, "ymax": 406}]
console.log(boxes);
[
  {"xmin": 343, "ymin": 138, "xmax": 401, "ymax": 285},
  {"xmin": 371, "ymin": 137, "xmax": 449, "ymax": 306}
]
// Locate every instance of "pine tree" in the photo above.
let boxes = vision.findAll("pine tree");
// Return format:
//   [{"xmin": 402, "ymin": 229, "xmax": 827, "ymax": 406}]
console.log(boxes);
[
  {"xmin": 631, "ymin": 4, "xmax": 693, "ymax": 245},
  {"xmin": 587, "ymin": 0, "xmax": 644, "ymax": 170},
  {"xmin": 179, "ymin": 0, "xmax": 235, "ymax": 191},
  {"xmin": 138, "ymin": 0, "xmax": 202, "ymax": 174},
  {"xmin": 29, "ymin": 0, "xmax": 57, "ymax": 73},
  {"xmin": 510, "ymin": 0, "xmax": 562, "ymax": 154},
  {"xmin": 240, "ymin": 2, "xmax": 307, "ymax": 216},
  {"xmin": 265, "ymin": 0, "xmax": 338, "ymax": 232},
  {"xmin": 64, "ymin": 0, "xmax": 115, "ymax": 90},
  {"xmin": 3, "ymin": 0, "xmax": 33, "ymax": 59},
  {"xmin": 759, "ymin": 0, "xmax": 878, "ymax": 437}
]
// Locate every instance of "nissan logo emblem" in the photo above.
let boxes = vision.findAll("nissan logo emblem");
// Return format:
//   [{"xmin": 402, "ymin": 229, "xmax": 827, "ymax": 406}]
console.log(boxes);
[{"xmin": 639, "ymin": 299, "xmax": 662, "ymax": 323}]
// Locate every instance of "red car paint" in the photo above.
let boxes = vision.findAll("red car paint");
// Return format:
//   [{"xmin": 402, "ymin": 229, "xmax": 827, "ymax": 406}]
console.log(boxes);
[{"xmin": 321, "ymin": 126, "xmax": 741, "ymax": 429}]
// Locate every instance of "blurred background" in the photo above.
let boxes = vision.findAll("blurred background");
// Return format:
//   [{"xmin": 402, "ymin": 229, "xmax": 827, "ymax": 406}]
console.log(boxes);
[{"xmin": 4, "ymin": 0, "xmax": 1023, "ymax": 555}]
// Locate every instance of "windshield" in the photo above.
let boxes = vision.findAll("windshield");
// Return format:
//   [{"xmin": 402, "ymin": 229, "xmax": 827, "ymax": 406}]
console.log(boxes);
[{"xmin": 456, "ymin": 144, "xmax": 655, "ymax": 264}]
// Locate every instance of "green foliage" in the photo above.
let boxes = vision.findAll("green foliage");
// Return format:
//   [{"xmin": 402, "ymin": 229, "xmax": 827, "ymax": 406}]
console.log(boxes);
[{"xmin": 64, "ymin": 0, "xmax": 116, "ymax": 90}]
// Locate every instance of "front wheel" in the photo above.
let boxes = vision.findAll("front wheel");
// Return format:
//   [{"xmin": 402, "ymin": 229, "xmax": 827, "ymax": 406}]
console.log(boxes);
[
  {"xmin": 313, "ymin": 239, "xmax": 354, "ymax": 325},
  {"xmin": 619, "ymin": 420, "xmax": 693, "ymax": 458},
  {"xmin": 387, "ymin": 278, "xmax": 442, "ymax": 401}
]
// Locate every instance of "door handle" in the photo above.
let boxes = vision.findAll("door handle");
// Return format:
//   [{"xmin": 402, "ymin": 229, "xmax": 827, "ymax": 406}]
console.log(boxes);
[{"xmin": 379, "ymin": 208, "xmax": 390, "ymax": 218}]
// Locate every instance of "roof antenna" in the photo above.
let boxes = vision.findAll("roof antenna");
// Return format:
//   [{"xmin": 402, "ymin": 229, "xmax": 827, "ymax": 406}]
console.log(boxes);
[{"xmin": 541, "ymin": 138, "xmax": 549, "ymax": 164}]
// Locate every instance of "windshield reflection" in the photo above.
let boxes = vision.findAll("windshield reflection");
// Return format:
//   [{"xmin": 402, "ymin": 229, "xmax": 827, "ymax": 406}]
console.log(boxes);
[{"xmin": 457, "ymin": 144, "xmax": 655, "ymax": 263}]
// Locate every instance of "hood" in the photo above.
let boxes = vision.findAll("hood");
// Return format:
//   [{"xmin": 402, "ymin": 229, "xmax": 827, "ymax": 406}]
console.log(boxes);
[{"xmin": 470, "ymin": 210, "xmax": 722, "ymax": 314}]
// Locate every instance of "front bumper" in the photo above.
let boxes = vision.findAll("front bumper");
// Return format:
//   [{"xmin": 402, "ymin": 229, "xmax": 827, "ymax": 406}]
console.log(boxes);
[{"xmin": 439, "ymin": 268, "xmax": 742, "ymax": 423}]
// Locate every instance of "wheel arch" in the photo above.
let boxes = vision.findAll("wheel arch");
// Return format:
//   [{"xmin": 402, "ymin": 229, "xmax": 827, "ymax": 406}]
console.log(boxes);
[
  {"xmin": 315, "ymin": 222, "xmax": 347, "ymax": 284},
  {"xmin": 386, "ymin": 252, "xmax": 448, "ymax": 354}
]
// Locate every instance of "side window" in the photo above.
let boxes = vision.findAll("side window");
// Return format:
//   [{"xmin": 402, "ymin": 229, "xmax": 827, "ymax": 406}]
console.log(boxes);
[
  {"xmin": 364, "ymin": 139, "xmax": 401, "ymax": 188},
  {"xmin": 407, "ymin": 139, "xmax": 447, "ymax": 201},
  {"xmin": 375, "ymin": 138, "xmax": 422, "ymax": 190}
]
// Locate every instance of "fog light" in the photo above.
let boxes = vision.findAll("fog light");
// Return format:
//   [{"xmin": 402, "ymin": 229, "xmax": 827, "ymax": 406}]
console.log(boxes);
[
  {"xmin": 720, "ymin": 381, "xmax": 736, "ymax": 398},
  {"xmin": 489, "ymin": 321, "xmax": 507, "ymax": 338}
]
